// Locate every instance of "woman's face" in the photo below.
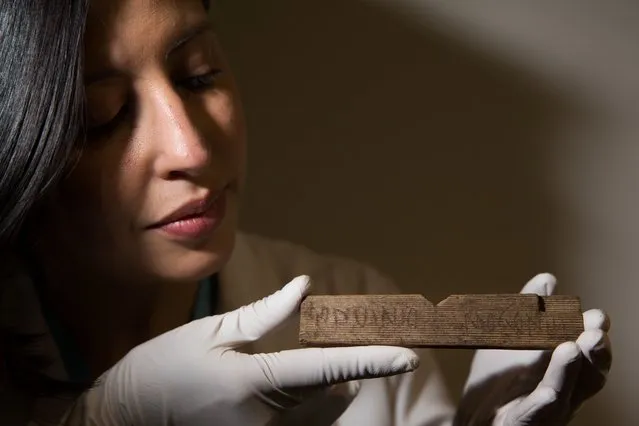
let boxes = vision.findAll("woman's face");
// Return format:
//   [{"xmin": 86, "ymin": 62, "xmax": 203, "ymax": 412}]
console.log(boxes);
[{"xmin": 45, "ymin": 0, "xmax": 246, "ymax": 285}]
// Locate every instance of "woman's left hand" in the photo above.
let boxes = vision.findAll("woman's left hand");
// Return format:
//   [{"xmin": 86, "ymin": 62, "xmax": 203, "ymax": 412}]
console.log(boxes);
[{"xmin": 454, "ymin": 273, "xmax": 612, "ymax": 426}]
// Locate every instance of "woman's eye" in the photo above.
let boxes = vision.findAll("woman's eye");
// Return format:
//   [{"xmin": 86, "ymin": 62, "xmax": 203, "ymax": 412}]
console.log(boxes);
[
  {"xmin": 178, "ymin": 69, "xmax": 222, "ymax": 92},
  {"xmin": 85, "ymin": 70, "xmax": 221, "ymax": 139},
  {"xmin": 87, "ymin": 102, "xmax": 131, "ymax": 139}
]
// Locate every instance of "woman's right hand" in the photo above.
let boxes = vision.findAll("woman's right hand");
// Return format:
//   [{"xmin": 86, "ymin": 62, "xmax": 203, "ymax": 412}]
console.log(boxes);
[{"xmin": 72, "ymin": 276, "xmax": 419, "ymax": 426}]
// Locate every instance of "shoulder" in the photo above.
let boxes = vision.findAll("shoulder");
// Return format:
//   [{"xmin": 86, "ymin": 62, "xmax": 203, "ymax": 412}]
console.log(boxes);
[{"xmin": 234, "ymin": 231, "xmax": 401, "ymax": 295}]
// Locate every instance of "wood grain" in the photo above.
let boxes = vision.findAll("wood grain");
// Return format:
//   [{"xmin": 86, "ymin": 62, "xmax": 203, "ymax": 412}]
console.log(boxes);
[{"xmin": 299, "ymin": 294, "xmax": 584, "ymax": 349}]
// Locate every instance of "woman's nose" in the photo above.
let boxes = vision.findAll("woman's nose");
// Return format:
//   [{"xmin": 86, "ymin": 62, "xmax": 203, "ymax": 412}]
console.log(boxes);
[{"xmin": 151, "ymin": 87, "xmax": 210, "ymax": 180}]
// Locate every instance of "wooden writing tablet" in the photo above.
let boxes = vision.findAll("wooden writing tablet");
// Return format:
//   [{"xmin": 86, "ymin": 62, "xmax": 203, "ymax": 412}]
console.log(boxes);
[{"xmin": 299, "ymin": 294, "xmax": 584, "ymax": 350}]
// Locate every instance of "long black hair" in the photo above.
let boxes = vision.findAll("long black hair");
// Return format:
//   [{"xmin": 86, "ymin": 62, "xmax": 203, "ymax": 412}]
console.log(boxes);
[{"xmin": 0, "ymin": 1, "xmax": 89, "ymax": 250}]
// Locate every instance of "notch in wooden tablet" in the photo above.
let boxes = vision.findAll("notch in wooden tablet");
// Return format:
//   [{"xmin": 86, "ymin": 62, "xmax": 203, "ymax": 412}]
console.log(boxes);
[{"xmin": 299, "ymin": 294, "xmax": 584, "ymax": 350}]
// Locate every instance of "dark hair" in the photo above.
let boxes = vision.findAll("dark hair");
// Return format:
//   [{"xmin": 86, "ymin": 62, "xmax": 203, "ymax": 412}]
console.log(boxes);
[{"xmin": 0, "ymin": 1, "xmax": 89, "ymax": 250}]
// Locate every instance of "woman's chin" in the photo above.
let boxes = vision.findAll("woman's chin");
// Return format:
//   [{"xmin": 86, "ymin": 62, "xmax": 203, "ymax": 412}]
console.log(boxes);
[{"xmin": 147, "ymin": 225, "xmax": 237, "ymax": 283}]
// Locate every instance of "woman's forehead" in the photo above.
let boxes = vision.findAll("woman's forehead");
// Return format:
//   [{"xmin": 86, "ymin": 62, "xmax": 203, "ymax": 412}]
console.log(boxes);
[
  {"xmin": 84, "ymin": 0, "xmax": 210, "ymax": 70},
  {"xmin": 87, "ymin": 0, "xmax": 206, "ymax": 18}
]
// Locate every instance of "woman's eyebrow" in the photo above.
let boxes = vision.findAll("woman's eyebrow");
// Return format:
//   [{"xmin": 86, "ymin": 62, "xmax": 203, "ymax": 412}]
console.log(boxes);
[
  {"xmin": 166, "ymin": 20, "xmax": 214, "ymax": 59},
  {"xmin": 85, "ymin": 20, "xmax": 214, "ymax": 86}
]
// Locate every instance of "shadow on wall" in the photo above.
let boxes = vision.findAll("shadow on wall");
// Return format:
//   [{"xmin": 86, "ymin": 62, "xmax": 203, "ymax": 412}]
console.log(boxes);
[{"xmin": 214, "ymin": 0, "xmax": 610, "ymax": 424}]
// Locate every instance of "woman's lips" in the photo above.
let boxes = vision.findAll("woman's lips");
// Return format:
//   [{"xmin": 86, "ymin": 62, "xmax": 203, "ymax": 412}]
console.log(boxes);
[{"xmin": 150, "ymin": 189, "xmax": 228, "ymax": 240}]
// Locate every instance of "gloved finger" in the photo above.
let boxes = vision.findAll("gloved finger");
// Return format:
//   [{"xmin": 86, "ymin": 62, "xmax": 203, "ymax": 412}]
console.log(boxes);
[
  {"xmin": 570, "ymin": 329, "xmax": 612, "ymax": 410},
  {"xmin": 583, "ymin": 309, "xmax": 611, "ymax": 332},
  {"xmin": 519, "ymin": 273, "xmax": 557, "ymax": 296},
  {"xmin": 269, "ymin": 381, "xmax": 360, "ymax": 426},
  {"xmin": 216, "ymin": 275, "xmax": 311, "ymax": 347},
  {"xmin": 539, "ymin": 342, "xmax": 582, "ymax": 397},
  {"xmin": 499, "ymin": 387, "xmax": 559, "ymax": 425},
  {"xmin": 253, "ymin": 346, "xmax": 419, "ymax": 390},
  {"xmin": 577, "ymin": 328, "xmax": 612, "ymax": 374},
  {"xmin": 503, "ymin": 342, "xmax": 581, "ymax": 424},
  {"xmin": 253, "ymin": 383, "xmax": 328, "ymax": 411}
]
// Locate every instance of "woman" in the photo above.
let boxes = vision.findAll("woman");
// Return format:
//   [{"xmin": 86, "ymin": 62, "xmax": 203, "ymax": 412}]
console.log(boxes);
[{"xmin": 0, "ymin": 1, "xmax": 612, "ymax": 425}]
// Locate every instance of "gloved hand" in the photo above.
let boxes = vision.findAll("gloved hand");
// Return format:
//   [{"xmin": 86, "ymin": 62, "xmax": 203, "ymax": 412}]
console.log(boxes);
[
  {"xmin": 455, "ymin": 273, "xmax": 612, "ymax": 426},
  {"xmin": 73, "ymin": 275, "xmax": 419, "ymax": 426}
]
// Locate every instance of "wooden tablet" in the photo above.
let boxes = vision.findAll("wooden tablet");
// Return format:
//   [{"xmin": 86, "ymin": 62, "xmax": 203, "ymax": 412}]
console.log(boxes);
[{"xmin": 299, "ymin": 294, "xmax": 584, "ymax": 349}]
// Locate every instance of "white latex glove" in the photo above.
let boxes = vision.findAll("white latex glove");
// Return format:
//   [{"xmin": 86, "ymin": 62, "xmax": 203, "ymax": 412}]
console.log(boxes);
[
  {"xmin": 71, "ymin": 276, "xmax": 419, "ymax": 426},
  {"xmin": 455, "ymin": 273, "xmax": 612, "ymax": 426}
]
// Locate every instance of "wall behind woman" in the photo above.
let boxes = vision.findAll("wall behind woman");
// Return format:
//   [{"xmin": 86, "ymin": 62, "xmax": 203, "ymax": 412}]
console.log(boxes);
[{"xmin": 214, "ymin": 1, "xmax": 638, "ymax": 425}]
